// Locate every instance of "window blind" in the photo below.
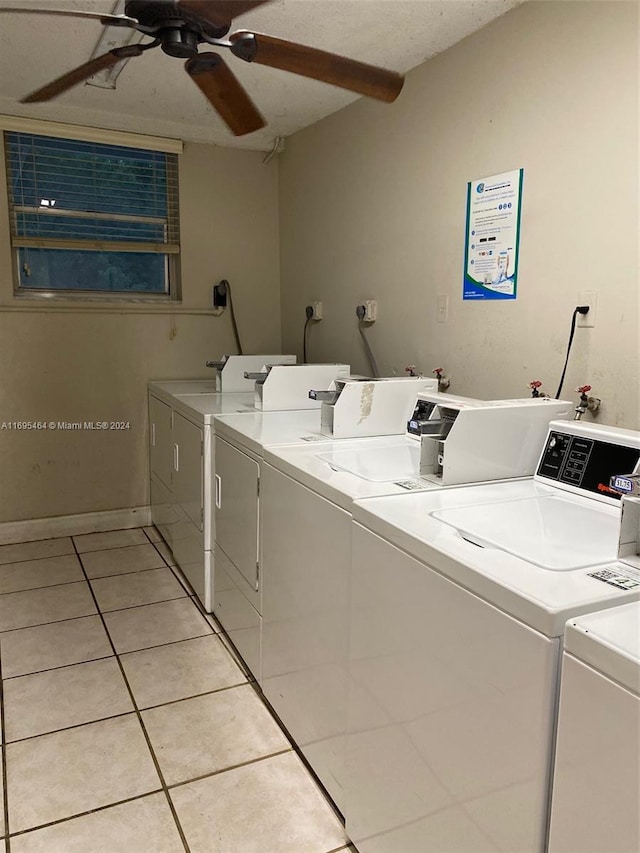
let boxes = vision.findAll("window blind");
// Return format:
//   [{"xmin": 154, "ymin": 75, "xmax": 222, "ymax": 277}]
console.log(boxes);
[{"xmin": 4, "ymin": 131, "xmax": 180, "ymax": 255}]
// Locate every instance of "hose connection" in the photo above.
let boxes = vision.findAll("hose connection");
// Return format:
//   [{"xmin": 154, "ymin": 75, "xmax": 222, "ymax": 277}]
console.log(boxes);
[
  {"xmin": 432, "ymin": 367, "xmax": 450, "ymax": 392},
  {"xmin": 574, "ymin": 385, "xmax": 601, "ymax": 420}
]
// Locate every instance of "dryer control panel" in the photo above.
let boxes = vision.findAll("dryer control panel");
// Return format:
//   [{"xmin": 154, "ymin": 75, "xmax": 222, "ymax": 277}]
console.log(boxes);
[{"xmin": 537, "ymin": 431, "xmax": 640, "ymax": 499}]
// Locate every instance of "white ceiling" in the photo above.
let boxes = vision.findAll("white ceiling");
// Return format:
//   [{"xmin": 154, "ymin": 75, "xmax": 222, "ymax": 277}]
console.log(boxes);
[{"xmin": 0, "ymin": 0, "xmax": 522, "ymax": 151}]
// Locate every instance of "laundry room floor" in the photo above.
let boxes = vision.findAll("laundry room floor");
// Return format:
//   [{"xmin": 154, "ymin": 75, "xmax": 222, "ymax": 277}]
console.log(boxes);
[{"xmin": 0, "ymin": 527, "xmax": 354, "ymax": 853}]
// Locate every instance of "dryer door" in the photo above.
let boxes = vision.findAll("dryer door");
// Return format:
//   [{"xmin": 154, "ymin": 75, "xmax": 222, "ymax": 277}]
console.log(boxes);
[
  {"xmin": 149, "ymin": 395, "xmax": 173, "ymax": 490},
  {"xmin": 215, "ymin": 437, "xmax": 260, "ymax": 590}
]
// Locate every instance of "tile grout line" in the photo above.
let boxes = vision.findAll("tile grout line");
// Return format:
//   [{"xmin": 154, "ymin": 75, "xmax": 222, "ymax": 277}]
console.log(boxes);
[
  {"xmin": 0, "ymin": 646, "xmax": 12, "ymax": 852},
  {"xmin": 0, "ymin": 611, "xmax": 103, "ymax": 635},
  {"xmin": 93, "ymin": 592, "xmax": 189, "ymax": 616},
  {"xmin": 204, "ymin": 617, "xmax": 258, "ymax": 685},
  {"xmin": 7, "ymin": 788, "xmax": 164, "ymax": 840},
  {"xmin": 0, "ymin": 591, "xmax": 191, "ymax": 637},
  {"xmin": 166, "ymin": 747, "xmax": 294, "ymax": 792},
  {"xmin": 72, "ymin": 526, "xmax": 152, "ymax": 553},
  {"xmin": 0, "ymin": 561, "xmax": 170, "ymax": 599},
  {"xmin": 0, "ymin": 537, "xmax": 162, "ymax": 571},
  {"xmin": 137, "ymin": 680, "xmax": 248, "ymax": 714},
  {"xmin": 149, "ymin": 538, "xmax": 177, "ymax": 568},
  {"xmin": 5, "ymin": 677, "xmax": 248, "ymax": 746},
  {"xmin": 153, "ymin": 547, "xmax": 251, "ymax": 665},
  {"xmin": 2, "ymin": 653, "xmax": 115, "ymax": 683},
  {"xmin": 5, "ymin": 709, "xmax": 137, "ymax": 748},
  {"xmin": 3, "ymin": 626, "xmax": 231, "ymax": 682},
  {"xmin": 0, "ymin": 525, "xmax": 151, "ymax": 560},
  {"xmin": 70, "ymin": 537, "xmax": 192, "ymax": 853}
]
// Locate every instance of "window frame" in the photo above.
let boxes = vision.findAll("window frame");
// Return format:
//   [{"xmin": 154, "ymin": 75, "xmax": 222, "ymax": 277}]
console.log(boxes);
[{"xmin": 2, "ymin": 119, "xmax": 182, "ymax": 303}]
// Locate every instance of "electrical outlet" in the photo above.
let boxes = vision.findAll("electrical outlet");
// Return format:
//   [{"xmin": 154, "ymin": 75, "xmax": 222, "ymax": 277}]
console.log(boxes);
[
  {"xmin": 364, "ymin": 300, "xmax": 377, "ymax": 322},
  {"xmin": 577, "ymin": 290, "xmax": 597, "ymax": 328},
  {"xmin": 312, "ymin": 301, "xmax": 323, "ymax": 320},
  {"xmin": 213, "ymin": 280, "xmax": 228, "ymax": 308},
  {"xmin": 437, "ymin": 294, "xmax": 449, "ymax": 323}
]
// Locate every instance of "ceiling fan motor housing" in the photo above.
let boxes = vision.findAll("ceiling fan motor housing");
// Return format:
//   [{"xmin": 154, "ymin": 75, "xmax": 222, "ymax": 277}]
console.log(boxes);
[{"xmin": 124, "ymin": 0, "xmax": 230, "ymax": 58}]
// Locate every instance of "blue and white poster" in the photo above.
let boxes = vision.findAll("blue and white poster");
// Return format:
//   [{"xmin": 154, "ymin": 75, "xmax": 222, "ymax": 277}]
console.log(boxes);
[{"xmin": 463, "ymin": 168, "xmax": 523, "ymax": 300}]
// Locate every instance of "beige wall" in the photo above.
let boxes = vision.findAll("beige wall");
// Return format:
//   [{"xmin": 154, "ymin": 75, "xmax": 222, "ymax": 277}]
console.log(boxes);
[
  {"xmin": 279, "ymin": 0, "xmax": 639, "ymax": 429},
  {"xmin": 0, "ymin": 141, "xmax": 281, "ymax": 522}
]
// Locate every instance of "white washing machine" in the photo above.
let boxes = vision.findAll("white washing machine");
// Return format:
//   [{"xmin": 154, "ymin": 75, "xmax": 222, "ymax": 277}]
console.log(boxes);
[
  {"xmin": 260, "ymin": 397, "xmax": 572, "ymax": 815},
  {"xmin": 548, "ymin": 600, "xmax": 640, "ymax": 853},
  {"xmin": 261, "ymin": 435, "xmax": 429, "ymax": 814},
  {"xmin": 346, "ymin": 420, "xmax": 640, "ymax": 853}
]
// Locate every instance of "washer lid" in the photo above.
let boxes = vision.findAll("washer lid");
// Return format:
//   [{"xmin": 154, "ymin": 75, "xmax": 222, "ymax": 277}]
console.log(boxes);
[
  {"xmin": 432, "ymin": 493, "xmax": 619, "ymax": 570},
  {"xmin": 315, "ymin": 441, "xmax": 419, "ymax": 481}
]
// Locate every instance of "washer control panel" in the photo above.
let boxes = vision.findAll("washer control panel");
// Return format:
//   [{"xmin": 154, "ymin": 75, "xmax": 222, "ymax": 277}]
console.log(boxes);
[{"xmin": 537, "ymin": 431, "xmax": 640, "ymax": 499}]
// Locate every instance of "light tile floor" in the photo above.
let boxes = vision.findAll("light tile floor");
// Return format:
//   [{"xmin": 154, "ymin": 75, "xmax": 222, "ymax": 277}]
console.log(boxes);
[{"xmin": 0, "ymin": 527, "xmax": 356, "ymax": 853}]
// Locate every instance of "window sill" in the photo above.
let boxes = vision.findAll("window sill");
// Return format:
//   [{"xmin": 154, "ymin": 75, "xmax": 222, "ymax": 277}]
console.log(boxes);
[
  {"xmin": 13, "ymin": 290, "xmax": 177, "ymax": 305},
  {"xmin": 0, "ymin": 297, "xmax": 221, "ymax": 316}
]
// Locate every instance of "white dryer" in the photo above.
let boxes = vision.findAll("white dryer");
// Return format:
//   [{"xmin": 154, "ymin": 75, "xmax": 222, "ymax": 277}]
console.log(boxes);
[
  {"xmin": 548, "ymin": 599, "xmax": 640, "ymax": 853},
  {"xmin": 346, "ymin": 420, "xmax": 640, "ymax": 853},
  {"xmin": 149, "ymin": 353, "xmax": 296, "ymax": 401},
  {"xmin": 211, "ymin": 377, "xmax": 439, "ymax": 679},
  {"xmin": 212, "ymin": 409, "xmax": 331, "ymax": 679},
  {"xmin": 147, "ymin": 391, "xmax": 255, "ymax": 609}
]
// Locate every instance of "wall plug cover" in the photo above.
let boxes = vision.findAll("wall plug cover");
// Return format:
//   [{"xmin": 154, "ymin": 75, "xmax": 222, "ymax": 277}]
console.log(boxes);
[{"xmin": 364, "ymin": 300, "xmax": 377, "ymax": 322}]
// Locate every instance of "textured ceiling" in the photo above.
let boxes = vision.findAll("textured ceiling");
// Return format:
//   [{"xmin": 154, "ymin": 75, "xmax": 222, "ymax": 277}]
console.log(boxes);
[{"xmin": 0, "ymin": 0, "xmax": 522, "ymax": 150}]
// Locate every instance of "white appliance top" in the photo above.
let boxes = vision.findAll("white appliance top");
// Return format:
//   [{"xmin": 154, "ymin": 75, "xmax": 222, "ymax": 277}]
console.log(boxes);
[
  {"xmin": 148, "ymin": 379, "xmax": 219, "ymax": 404},
  {"xmin": 214, "ymin": 410, "xmax": 325, "ymax": 456},
  {"xmin": 564, "ymin": 602, "xmax": 640, "ymax": 695},
  {"xmin": 315, "ymin": 442, "xmax": 421, "ymax": 482},
  {"xmin": 353, "ymin": 479, "xmax": 640, "ymax": 637},
  {"xmin": 170, "ymin": 393, "xmax": 255, "ymax": 426},
  {"xmin": 264, "ymin": 436, "xmax": 431, "ymax": 511}
]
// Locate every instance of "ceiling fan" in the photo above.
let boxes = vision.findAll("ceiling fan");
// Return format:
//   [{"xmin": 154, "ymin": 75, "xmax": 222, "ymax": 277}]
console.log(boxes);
[{"xmin": 1, "ymin": 1, "xmax": 405, "ymax": 136}]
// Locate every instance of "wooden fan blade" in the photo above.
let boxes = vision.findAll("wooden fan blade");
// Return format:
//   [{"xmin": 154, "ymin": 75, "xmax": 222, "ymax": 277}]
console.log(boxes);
[
  {"xmin": 21, "ymin": 47, "xmax": 143, "ymax": 103},
  {"xmin": 178, "ymin": 1, "xmax": 270, "ymax": 30},
  {"xmin": 229, "ymin": 31, "xmax": 404, "ymax": 103},
  {"xmin": 186, "ymin": 52, "xmax": 265, "ymax": 136},
  {"xmin": 0, "ymin": 8, "xmax": 138, "ymax": 27}
]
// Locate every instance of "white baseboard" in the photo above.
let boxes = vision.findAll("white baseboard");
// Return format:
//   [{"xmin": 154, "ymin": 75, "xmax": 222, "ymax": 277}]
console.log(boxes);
[{"xmin": 0, "ymin": 506, "xmax": 152, "ymax": 546}]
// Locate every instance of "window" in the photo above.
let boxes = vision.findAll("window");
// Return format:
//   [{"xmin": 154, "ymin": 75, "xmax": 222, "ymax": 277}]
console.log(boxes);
[{"xmin": 4, "ymin": 130, "xmax": 180, "ymax": 298}]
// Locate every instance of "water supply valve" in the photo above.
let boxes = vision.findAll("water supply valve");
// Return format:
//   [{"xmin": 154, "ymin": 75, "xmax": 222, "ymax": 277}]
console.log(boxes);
[
  {"xmin": 405, "ymin": 365, "xmax": 419, "ymax": 377},
  {"xmin": 574, "ymin": 385, "xmax": 601, "ymax": 420},
  {"xmin": 529, "ymin": 380, "xmax": 549, "ymax": 398},
  {"xmin": 432, "ymin": 367, "xmax": 450, "ymax": 392}
]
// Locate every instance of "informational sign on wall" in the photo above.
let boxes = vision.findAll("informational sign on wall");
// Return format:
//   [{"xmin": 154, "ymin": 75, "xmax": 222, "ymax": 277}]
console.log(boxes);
[{"xmin": 463, "ymin": 168, "xmax": 524, "ymax": 300}]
